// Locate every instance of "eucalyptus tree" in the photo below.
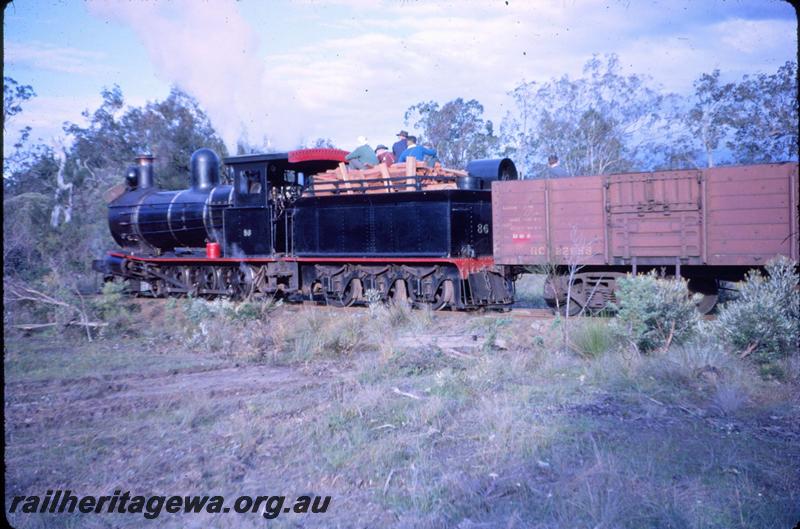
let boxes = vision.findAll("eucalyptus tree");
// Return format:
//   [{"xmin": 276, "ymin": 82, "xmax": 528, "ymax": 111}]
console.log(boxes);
[
  {"xmin": 404, "ymin": 98, "xmax": 498, "ymax": 168},
  {"xmin": 727, "ymin": 61, "xmax": 798, "ymax": 163},
  {"xmin": 500, "ymin": 54, "xmax": 665, "ymax": 178}
]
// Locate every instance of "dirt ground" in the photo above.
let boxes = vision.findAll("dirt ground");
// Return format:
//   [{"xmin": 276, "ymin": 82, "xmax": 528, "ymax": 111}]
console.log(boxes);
[{"xmin": 5, "ymin": 298, "xmax": 800, "ymax": 528}]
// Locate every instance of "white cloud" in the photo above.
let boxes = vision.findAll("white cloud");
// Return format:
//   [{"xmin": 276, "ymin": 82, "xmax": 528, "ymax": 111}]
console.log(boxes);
[
  {"xmin": 78, "ymin": 0, "xmax": 796, "ymax": 152},
  {"xmin": 5, "ymin": 40, "xmax": 108, "ymax": 74},
  {"xmin": 713, "ymin": 17, "xmax": 797, "ymax": 55},
  {"xmin": 2, "ymin": 94, "xmax": 99, "ymax": 155},
  {"xmin": 87, "ymin": 0, "xmax": 287, "ymax": 150}
]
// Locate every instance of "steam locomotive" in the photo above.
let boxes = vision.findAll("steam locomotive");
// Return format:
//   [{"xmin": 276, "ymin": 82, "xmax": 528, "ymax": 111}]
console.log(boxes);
[
  {"xmin": 94, "ymin": 147, "xmax": 799, "ymax": 314},
  {"xmin": 94, "ymin": 148, "xmax": 518, "ymax": 310}
]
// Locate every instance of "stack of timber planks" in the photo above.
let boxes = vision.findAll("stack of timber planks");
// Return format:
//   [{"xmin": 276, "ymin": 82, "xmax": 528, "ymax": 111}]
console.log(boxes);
[{"xmin": 306, "ymin": 156, "xmax": 469, "ymax": 196}]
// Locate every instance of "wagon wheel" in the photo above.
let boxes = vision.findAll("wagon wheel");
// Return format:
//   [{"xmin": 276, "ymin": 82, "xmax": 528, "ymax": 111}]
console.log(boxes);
[
  {"xmin": 543, "ymin": 277, "xmax": 583, "ymax": 316},
  {"xmin": 326, "ymin": 278, "xmax": 362, "ymax": 307},
  {"xmin": 687, "ymin": 278, "xmax": 719, "ymax": 315},
  {"xmin": 417, "ymin": 279, "xmax": 454, "ymax": 311},
  {"xmin": 545, "ymin": 295, "xmax": 583, "ymax": 316},
  {"xmin": 388, "ymin": 279, "xmax": 409, "ymax": 304}
]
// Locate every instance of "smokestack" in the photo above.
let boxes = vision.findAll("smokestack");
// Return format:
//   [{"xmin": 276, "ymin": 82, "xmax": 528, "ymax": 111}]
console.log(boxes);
[{"xmin": 136, "ymin": 153, "xmax": 156, "ymax": 189}]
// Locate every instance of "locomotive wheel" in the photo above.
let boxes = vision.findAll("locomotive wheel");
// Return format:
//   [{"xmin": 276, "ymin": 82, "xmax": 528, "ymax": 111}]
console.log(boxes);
[
  {"xmin": 150, "ymin": 279, "xmax": 167, "ymax": 298},
  {"xmin": 198, "ymin": 266, "xmax": 220, "ymax": 296},
  {"xmin": 167, "ymin": 267, "xmax": 188, "ymax": 296},
  {"xmin": 687, "ymin": 278, "xmax": 719, "ymax": 315},
  {"xmin": 418, "ymin": 279, "xmax": 454, "ymax": 311},
  {"xmin": 388, "ymin": 279, "xmax": 409, "ymax": 304},
  {"xmin": 184, "ymin": 267, "xmax": 201, "ymax": 297},
  {"xmin": 224, "ymin": 266, "xmax": 254, "ymax": 300},
  {"xmin": 326, "ymin": 278, "xmax": 362, "ymax": 307}
]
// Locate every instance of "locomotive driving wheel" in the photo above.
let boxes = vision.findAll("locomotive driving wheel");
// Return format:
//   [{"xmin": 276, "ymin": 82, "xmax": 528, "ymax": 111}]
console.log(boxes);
[
  {"xmin": 166, "ymin": 267, "xmax": 188, "ymax": 296},
  {"xmin": 222, "ymin": 266, "xmax": 254, "ymax": 300},
  {"xmin": 200, "ymin": 266, "xmax": 221, "ymax": 296},
  {"xmin": 184, "ymin": 267, "xmax": 201, "ymax": 297}
]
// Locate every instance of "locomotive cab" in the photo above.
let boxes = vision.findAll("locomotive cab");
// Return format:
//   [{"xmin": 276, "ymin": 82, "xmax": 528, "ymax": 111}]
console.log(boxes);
[{"xmin": 222, "ymin": 152, "xmax": 342, "ymax": 257}]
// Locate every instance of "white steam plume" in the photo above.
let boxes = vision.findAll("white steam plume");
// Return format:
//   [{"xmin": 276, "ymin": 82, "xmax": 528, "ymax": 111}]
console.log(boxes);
[{"xmin": 87, "ymin": 0, "xmax": 307, "ymax": 151}]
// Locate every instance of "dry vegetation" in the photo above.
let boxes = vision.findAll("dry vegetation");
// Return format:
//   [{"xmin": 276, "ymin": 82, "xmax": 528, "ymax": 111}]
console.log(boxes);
[{"xmin": 5, "ymin": 284, "xmax": 799, "ymax": 529}]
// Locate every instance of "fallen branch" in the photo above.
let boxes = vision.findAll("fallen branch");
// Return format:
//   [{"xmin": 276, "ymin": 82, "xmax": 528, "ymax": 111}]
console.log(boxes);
[
  {"xmin": 5, "ymin": 280, "xmax": 98, "ymax": 341},
  {"xmin": 383, "ymin": 468, "xmax": 396, "ymax": 496},
  {"xmin": 442, "ymin": 348, "xmax": 477, "ymax": 360},
  {"xmin": 739, "ymin": 341, "xmax": 759, "ymax": 358},
  {"xmin": 392, "ymin": 387, "xmax": 422, "ymax": 400}
]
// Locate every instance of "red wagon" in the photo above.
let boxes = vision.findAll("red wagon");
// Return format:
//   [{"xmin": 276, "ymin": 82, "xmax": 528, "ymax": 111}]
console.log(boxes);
[{"xmin": 492, "ymin": 163, "xmax": 799, "ymax": 313}]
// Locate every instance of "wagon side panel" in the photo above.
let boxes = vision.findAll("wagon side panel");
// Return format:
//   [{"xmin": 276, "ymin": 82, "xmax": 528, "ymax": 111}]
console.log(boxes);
[
  {"xmin": 605, "ymin": 170, "xmax": 703, "ymax": 265},
  {"xmin": 491, "ymin": 176, "xmax": 605, "ymax": 266},
  {"xmin": 705, "ymin": 164, "xmax": 799, "ymax": 266},
  {"xmin": 547, "ymin": 176, "xmax": 606, "ymax": 265}
]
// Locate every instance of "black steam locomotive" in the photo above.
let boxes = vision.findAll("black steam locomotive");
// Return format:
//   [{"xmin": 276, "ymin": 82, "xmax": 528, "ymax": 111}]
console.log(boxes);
[{"xmin": 94, "ymin": 148, "xmax": 518, "ymax": 310}]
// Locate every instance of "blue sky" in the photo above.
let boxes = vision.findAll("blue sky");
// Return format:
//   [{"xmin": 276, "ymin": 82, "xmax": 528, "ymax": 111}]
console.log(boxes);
[{"xmin": 3, "ymin": 0, "xmax": 797, "ymax": 155}]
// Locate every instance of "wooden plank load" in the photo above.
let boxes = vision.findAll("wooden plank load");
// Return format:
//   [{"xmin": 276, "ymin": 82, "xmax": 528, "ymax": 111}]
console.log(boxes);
[{"xmin": 305, "ymin": 156, "xmax": 469, "ymax": 196}]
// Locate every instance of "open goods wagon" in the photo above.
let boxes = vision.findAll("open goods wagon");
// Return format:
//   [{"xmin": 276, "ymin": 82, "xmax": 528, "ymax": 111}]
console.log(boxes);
[{"xmin": 492, "ymin": 163, "xmax": 799, "ymax": 314}]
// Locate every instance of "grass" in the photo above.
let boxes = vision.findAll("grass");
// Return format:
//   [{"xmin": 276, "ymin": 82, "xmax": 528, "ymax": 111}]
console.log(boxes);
[
  {"xmin": 569, "ymin": 317, "xmax": 616, "ymax": 358},
  {"xmin": 4, "ymin": 300, "xmax": 799, "ymax": 528}
]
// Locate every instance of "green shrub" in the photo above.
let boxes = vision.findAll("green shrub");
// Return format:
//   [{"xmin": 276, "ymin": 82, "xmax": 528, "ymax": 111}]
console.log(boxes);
[
  {"xmin": 93, "ymin": 280, "xmax": 138, "ymax": 336},
  {"xmin": 181, "ymin": 297, "xmax": 280, "ymax": 324},
  {"xmin": 715, "ymin": 256, "xmax": 799, "ymax": 365},
  {"xmin": 609, "ymin": 272, "xmax": 699, "ymax": 353}
]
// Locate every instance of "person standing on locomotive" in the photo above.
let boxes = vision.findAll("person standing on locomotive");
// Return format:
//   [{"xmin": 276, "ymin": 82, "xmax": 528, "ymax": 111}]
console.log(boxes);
[
  {"xmin": 397, "ymin": 136, "xmax": 437, "ymax": 163},
  {"xmin": 345, "ymin": 136, "xmax": 379, "ymax": 169},
  {"xmin": 547, "ymin": 155, "xmax": 568, "ymax": 178},
  {"xmin": 392, "ymin": 130, "xmax": 409, "ymax": 159},
  {"xmin": 375, "ymin": 144, "xmax": 395, "ymax": 165}
]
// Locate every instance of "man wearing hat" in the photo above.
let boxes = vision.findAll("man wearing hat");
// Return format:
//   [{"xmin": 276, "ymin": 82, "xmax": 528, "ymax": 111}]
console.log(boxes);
[
  {"xmin": 392, "ymin": 130, "xmax": 408, "ymax": 159},
  {"xmin": 375, "ymin": 144, "xmax": 395, "ymax": 165},
  {"xmin": 345, "ymin": 136, "xmax": 379, "ymax": 169}
]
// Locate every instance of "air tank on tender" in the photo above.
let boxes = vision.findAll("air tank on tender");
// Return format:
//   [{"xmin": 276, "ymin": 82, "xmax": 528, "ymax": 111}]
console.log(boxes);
[{"xmin": 108, "ymin": 148, "xmax": 233, "ymax": 252}]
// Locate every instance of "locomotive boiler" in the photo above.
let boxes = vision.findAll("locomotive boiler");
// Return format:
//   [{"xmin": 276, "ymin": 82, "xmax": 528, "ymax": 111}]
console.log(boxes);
[{"xmin": 109, "ymin": 149, "xmax": 232, "ymax": 252}]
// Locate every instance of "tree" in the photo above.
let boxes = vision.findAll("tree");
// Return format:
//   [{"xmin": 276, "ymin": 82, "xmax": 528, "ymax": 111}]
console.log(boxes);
[
  {"xmin": 686, "ymin": 70, "xmax": 736, "ymax": 168},
  {"xmin": 404, "ymin": 98, "xmax": 498, "ymax": 168},
  {"xmin": 3, "ymin": 76, "xmax": 35, "ymax": 126},
  {"xmin": 4, "ymin": 84, "xmax": 230, "ymax": 282},
  {"xmin": 501, "ymin": 54, "xmax": 665, "ymax": 178},
  {"xmin": 65, "ymin": 86, "xmax": 228, "ymax": 190},
  {"xmin": 3, "ymin": 77, "xmax": 43, "ymax": 182},
  {"xmin": 728, "ymin": 61, "xmax": 798, "ymax": 163}
]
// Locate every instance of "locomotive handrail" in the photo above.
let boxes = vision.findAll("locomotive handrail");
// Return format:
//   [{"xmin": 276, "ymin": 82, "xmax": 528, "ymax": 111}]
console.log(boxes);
[{"xmin": 305, "ymin": 173, "xmax": 458, "ymax": 196}]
